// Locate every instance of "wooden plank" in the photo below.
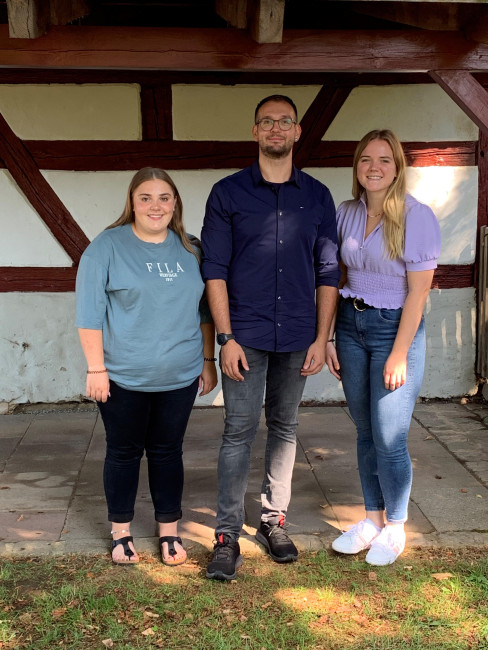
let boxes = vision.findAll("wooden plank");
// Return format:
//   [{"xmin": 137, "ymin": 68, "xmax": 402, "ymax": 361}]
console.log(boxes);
[
  {"xmin": 21, "ymin": 140, "xmax": 475, "ymax": 171},
  {"xmin": 0, "ymin": 26, "xmax": 488, "ymax": 72},
  {"xmin": 140, "ymin": 85, "xmax": 173, "ymax": 140},
  {"xmin": 0, "ymin": 68, "xmax": 436, "ymax": 85},
  {"xmin": 249, "ymin": 0, "xmax": 285, "ymax": 44},
  {"xmin": 294, "ymin": 85, "xmax": 355, "ymax": 169},
  {"xmin": 309, "ymin": 141, "xmax": 477, "ymax": 167},
  {"xmin": 475, "ymin": 130, "xmax": 488, "ymax": 290},
  {"xmin": 0, "ymin": 112, "xmax": 90, "ymax": 263},
  {"xmin": 430, "ymin": 70, "xmax": 488, "ymax": 138},
  {"xmin": 49, "ymin": 0, "xmax": 90, "ymax": 26},
  {"xmin": 0, "ymin": 264, "xmax": 470, "ymax": 293},
  {"xmin": 0, "ymin": 267, "xmax": 77, "ymax": 292},
  {"xmin": 432, "ymin": 265, "xmax": 474, "ymax": 290},
  {"xmin": 215, "ymin": 0, "xmax": 248, "ymax": 29},
  {"xmin": 6, "ymin": 0, "xmax": 49, "ymax": 38}
]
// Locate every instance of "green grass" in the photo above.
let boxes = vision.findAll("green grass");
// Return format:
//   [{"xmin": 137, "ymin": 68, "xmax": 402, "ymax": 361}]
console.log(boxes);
[{"xmin": 0, "ymin": 547, "xmax": 487, "ymax": 649}]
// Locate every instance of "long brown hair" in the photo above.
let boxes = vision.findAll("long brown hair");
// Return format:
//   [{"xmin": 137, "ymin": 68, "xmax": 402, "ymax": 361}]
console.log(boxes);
[
  {"xmin": 352, "ymin": 129, "xmax": 407, "ymax": 259},
  {"xmin": 107, "ymin": 167, "xmax": 199, "ymax": 261}
]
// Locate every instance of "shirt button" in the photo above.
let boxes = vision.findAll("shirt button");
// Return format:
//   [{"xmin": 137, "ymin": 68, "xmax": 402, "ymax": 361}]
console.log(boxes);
[
  {"xmin": 279, "ymin": 212, "xmax": 282, "ymax": 216},
  {"xmin": 279, "ymin": 268, "xmax": 283, "ymax": 272},
  {"xmin": 277, "ymin": 296, "xmax": 281, "ymax": 300},
  {"xmin": 277, "ymin": 323, "xmax": 281, "ymax": 327},
  {"xmin": 279, "ymin": 240, "xmax": 283, "ymax": 244}
]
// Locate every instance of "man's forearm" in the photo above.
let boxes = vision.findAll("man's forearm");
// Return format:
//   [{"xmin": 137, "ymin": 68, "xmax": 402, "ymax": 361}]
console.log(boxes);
[
  {"xmin": 205, "ymin": 279, "xmax": 232, "ymax": 334},
  {"xmin": 316, "ymin": 285, "xmax": 339, "ymax": 344}
]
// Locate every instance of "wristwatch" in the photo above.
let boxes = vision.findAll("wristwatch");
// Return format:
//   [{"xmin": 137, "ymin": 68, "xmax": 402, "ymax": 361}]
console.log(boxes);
[{"xmin": 217, "ymin": 333, "xmax": 236, "ymax": 346}]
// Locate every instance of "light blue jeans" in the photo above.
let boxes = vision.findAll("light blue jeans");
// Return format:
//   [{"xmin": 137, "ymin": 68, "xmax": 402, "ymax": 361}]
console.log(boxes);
[
  {"xmin": 216, "ymin": 345, "xmax": 308, "ymax": 540},
  {"xmin": 336, "ymin": 298, "xmax": 425, "ymax": 523}
]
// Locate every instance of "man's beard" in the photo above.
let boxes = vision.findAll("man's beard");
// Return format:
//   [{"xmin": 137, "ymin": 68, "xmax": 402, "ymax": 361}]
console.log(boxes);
[{"xmin": 260, "ymin": 140, "xmax": 294, "ymax": 159}]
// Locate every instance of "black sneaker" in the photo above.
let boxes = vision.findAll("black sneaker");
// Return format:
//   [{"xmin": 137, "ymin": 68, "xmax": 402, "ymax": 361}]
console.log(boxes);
[
  {"xmin": 206, "ymin": 533, "xmax": 243, "ymax": 581},
  {"xmin": 255, "ymin": 516, "xmax": 298, "ymax": 563}
]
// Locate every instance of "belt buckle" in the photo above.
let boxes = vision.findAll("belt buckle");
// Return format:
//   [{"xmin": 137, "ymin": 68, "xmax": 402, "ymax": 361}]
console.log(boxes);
[{"xmin": 353, "ymin": 298, "xmax": 366, "ymax": 312}]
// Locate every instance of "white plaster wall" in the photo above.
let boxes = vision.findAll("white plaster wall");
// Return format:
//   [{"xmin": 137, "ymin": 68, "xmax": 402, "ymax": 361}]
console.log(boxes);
[{"xmin": 0, "ymin": 83, "xmax": 479, "ymax": 404}]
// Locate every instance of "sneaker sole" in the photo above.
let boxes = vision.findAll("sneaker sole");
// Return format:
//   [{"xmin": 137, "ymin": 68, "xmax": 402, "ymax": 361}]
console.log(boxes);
[
  {"xmin": 331, "ymin": 540, "xmax": 371, "ymax": 555},
  {"xmin": 205, "ymin": 554, "xmax": 243, "ymax": 581},
  {"xmin": 255, "ymin": 531, "xmax": 298, "ymax": 563}
]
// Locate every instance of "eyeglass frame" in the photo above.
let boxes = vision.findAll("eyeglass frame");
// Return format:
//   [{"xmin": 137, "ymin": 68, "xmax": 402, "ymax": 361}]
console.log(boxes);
[{"xmin": 255, "ymin": 117, "xmax": 297, "ymax": 131}]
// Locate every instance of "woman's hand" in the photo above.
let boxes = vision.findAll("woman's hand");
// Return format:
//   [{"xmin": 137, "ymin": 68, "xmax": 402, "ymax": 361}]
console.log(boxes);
[
  {"xmin": 86, "ymin": 372, "xmax": 110, "ymax": 402},
  {"xmin": 383, "ymin": 351, "xmax": 407, "ymax": 391},
  {"xmin": 325, "ymin": 341, "xmax": 341, "ymax": 380},
  {"xmin": 199, "ymin": 361, "xmax": 218, "ymax": 396}
]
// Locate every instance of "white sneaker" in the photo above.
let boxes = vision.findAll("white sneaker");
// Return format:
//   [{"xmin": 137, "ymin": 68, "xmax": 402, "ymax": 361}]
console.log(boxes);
[
  {"xmin": 331, "ymin": 519, "xmax": 382, "ymax": 555},
  {"xmin": 365, "ymin": 525, "xmax": 406, "ymax": 566}
]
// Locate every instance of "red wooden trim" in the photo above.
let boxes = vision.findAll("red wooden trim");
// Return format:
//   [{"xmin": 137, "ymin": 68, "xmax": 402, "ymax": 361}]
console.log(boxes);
[
  {"xmin": 21, "ymin": 140, "xmax": 476, "ymax": 171},
  {"xmin": 0, "ymin": 267, "xmax": 77, "ymax": 292},
  {"xmin": 141, "ymin": 85, "xmax": 173, "ymax": 140},
  {"xmin": 1, "ymin": 26, "xmax": 488, "ymax": 72},
  {"xmin": 309, "ymin": 141, "xmax": 477, "ymax": 167},
  {"xmin": 0, "ymin": 113, "xmax": 90, "ymax": 264},
  {"xmin": 0, "ymin": 264, "xmax": 471, "ymax": 292},
  {"xmin": 430, "ymin": 71, "xmax": 488, "ymax": 138},
  {"xmin": 294, "ymin": 85, "xmax": 355, "ymax": 169},
  {"xmin": 432, "ymin": 265, "xmax": 474, "ymax": 290}
]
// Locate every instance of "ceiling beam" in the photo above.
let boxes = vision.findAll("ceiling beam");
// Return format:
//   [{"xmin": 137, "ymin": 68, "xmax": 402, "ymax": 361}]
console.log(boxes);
[
  {"xmin": 6, "ymin": 0, "xmax": 49, "ymax": 38},
  {"xmin": 351, "ymin": 3, "xmax": 483, "ymax": 31},
  {"xmin": 430, "ymin": 70, "xmax": 488, "ymax": 137},
  {"xmin": 248, "ymin": 0, "xmax": 285, "ymax": 44},
  {"xmin": 215, "ymin": 0, "xmax": 247, "ymax": 29},
  {"xmin": 1, "ymin": 26, "xmax": 488, "ymax": 71}
]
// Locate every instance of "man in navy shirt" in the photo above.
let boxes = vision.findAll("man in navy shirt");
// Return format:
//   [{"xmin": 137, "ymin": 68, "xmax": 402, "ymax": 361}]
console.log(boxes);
[{"xmin": 202, "ymin": 95, "xmax": 340, "ymax": 581}]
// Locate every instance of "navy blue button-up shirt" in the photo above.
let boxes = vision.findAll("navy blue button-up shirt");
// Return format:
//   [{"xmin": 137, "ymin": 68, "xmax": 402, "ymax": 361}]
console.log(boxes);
[{"xmin": 201, "ymin": 161, "xmax": 340, "ymax": 352}]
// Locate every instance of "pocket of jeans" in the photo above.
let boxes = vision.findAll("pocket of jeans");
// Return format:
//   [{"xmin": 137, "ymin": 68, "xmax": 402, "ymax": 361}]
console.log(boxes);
[{"xmin": 378, "ymin": 308, "xmax": 402, "ymax": 323}]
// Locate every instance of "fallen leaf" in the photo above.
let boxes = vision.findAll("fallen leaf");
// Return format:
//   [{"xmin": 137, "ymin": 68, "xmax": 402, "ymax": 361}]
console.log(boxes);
[
  {"xmin": 16, "ymin": 514, "xmax": 23, "ymax": 522},
  {"xmin": 435, "ymin": 475, "xmax": 442, "ymax": 479},
  {"xmin": 315, "ymin": 455, "xmax": 324, "ymax": 460},
  {"xmin": 102, "ymin": 640, "xmax": 114, "ymax": 648},
  {"xmin": 476, "ymin": 494, "xmax": 482, "ymax": 498},
  {"xmin": 222, "ymin": 608, "xmax": 231, "ymax": 614},
  {"xmin": 0, "ymin": 486, "xmax": 10, "ymax": 490},
  {"xmin": 432, "ymin": 572, "xmax": 454, "ymax": 581},
  {"xmin": 424, "ymin": 436, "xmax": 434, "ymax": 440},
  {"xmin": 240, "ymin": 615, "xmax": 248, "ymax": 622},
  {"xmin": 142, "ymin": 628, "xmax": 155, "ymax": 636},
  {"xmin": 460, "ymin": 488, "xmax": 468, "ymax": 493},
  {"xmin": 368, "ymin": 571, "xmax": 377, "ymax": 581},
  {"xmin": 261, "ymin": 602, "xmax": 272, "ymax": 609},
  {"xmin": 51, "ymin": 607, "xmax": 66, "ymax": 619},
  {"xmin": 405, "ymin": 565, "xmax": 413, "ymax": 571},
  {"xmin": 144, "ymin": 611, "xmax": 159, "ymax": 619},
  {"xmin": 320, "ymin": 504, "xmax": 329, "ymax": 509},
  {"xmin": 61, "ymin": 529, "xmax": 69, "ymax": 535},
  {"xmin": 241, "ymin": 635, "xmax": 251, "ymax": 640}
]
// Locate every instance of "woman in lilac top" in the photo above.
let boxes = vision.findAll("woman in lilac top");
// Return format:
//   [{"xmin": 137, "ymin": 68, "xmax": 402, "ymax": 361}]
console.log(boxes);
[{"xmin": 326, "ymin": 129, "xmax": 441, "ymax": 566}]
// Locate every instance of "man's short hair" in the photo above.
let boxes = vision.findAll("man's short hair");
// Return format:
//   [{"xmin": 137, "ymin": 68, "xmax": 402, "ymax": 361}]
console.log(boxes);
[{"xmin": 254, "ymin": 95, "xmax": 298, "ymax": 121}]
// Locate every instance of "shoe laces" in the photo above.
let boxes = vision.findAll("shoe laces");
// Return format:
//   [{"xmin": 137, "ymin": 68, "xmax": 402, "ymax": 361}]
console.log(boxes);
[
  {"xmin": 267, "ymin": 517, "xmax": 290, "ymax": 542},
  {"xmin": 213, "ymin": 533, "xmax": 236, "ymax": 558}
]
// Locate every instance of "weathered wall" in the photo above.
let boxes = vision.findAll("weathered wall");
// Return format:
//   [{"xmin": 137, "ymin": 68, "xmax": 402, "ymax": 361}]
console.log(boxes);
[{"xmin": 0, "ymin": 83, "xmax": 479, "ymax": 406}]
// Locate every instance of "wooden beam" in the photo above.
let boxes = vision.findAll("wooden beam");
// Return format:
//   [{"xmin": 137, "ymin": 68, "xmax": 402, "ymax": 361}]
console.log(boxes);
[
  {"xmin": 475, "ymin": 130, "xmax": 488, "ymax": 290},
  {"xmin": 351, "ymin": 3, "xmax": 482, "ymax": 32},
  {"xmin": 140, "ymin": 85, "xmax": 173, "ymax": 141},
  {"xmin": 0, "ymin": 264, "xmax": 469, "ymax": 293},
  {"xmin": 248, "ymin": 0, "xmax": 285, "ymax": 44},
  {"xmin": 49, "ymin": 0, "xmax": 91, "ymax": 26},
  {"xmin": 430, "ymin": 70, "xmax": 488, "ymax": 138},
  {"xmin": 6, "ymin": 0, "xmax": 49, "ymax": 38},
  {"xmin": 0, "ymin": 267, "xmax": 77, "ymax": 292},
  {"xmin": 215, "ymin": 0, "xmax": 248, "ymax": 29},
  {"xmin": 1, "ymin": 26, "xmax": 488, "ymax": 72},
  {"xmin": 294, "ymin": 85, "xmax": 355, "ymax": 169},
  {"xmin": 21, "ymin": 140, "xmax": 475, "ymax": 171},
  {"xmin": 0, "ymin": 112, "xmax": 89, "ymax": 263}
]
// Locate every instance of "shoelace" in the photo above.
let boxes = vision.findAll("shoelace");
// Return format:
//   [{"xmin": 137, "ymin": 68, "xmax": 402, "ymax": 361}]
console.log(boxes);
[
  {"xmin": 213, "ymin": 534, "xmax": 235, "ymax": 558},
  {"xmin": 268, "ymin": 523, "xmax": 290, "ymax": 542}
]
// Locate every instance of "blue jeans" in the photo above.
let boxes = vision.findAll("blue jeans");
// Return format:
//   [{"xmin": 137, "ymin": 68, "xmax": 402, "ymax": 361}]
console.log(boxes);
[
  {"xmin": 216, "ymin": 346, "xmax": 308, "ymax": 539},
  {"xmin": 336, "ymin": 298, "xmax": 425, "ymax": 523},
  {"xmin": 98, "ymin": 378, "xmax": 199, "ymax": 524}
]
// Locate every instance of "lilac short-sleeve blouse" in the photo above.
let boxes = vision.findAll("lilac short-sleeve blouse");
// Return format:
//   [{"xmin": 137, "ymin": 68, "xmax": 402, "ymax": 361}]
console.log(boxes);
[{"xmin": 336, "ymin": 193, "xmax": 441, "ymax": 309}]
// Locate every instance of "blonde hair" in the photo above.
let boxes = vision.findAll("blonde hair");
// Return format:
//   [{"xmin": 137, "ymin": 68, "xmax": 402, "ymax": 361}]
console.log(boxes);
[
  {"xmin": 107, "ymin": 167, "xmax": 199, "ymax": 261},
  {"xmin": 352, "ymin": 129, "xmax": 407, "ymax": 259}
]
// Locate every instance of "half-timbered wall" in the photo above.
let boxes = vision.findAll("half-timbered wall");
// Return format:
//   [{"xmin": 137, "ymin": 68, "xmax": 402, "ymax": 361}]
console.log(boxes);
[{"xmin": 0, "ymin": 80, "xmax": 479, "ymax": 406}]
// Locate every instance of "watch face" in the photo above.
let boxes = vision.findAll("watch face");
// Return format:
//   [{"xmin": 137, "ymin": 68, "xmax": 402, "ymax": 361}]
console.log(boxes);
[{"xmin": 217, "ymin": 333, "xmax": 235, "ymax": 345}]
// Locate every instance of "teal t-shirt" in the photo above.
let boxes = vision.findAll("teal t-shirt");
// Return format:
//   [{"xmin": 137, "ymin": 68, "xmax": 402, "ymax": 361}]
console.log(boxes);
[{"xmin": 76, "ymin": 225, "xmax": 207, "ymax": 391}]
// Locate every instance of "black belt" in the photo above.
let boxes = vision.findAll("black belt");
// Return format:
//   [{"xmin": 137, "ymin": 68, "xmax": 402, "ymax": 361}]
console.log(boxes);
[{"xmin": 344, "ymin": 297, "xmax": 375, "ymax": 311}]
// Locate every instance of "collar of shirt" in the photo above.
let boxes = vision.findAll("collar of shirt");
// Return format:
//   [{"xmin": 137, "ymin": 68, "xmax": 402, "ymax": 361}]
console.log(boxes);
[{"xmin": 250, "ymin": 160, "xmax": 301, "ymax": 189}]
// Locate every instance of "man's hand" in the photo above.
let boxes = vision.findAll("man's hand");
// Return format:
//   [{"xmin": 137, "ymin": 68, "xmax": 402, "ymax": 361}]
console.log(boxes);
[
  {"xmin": 221, "ymin": 340, "xmax": 249, "ymax": 381},
  {"xmin": 301, "ymin": 340, "xmax": 326, "ymax": 376}
]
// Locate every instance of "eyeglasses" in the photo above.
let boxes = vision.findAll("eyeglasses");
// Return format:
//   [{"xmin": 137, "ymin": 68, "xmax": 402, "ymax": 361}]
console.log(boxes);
[{"xmin": 255, "ymin": 118, "xmax": 297, "ymax": 131}]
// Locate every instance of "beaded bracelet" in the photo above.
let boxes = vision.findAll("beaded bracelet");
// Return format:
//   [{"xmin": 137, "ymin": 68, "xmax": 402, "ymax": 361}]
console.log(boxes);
[
  {"xmin": 204, "ymin": 357, "xmax": 217, "ymax": 362},
  {"xmin": 87, "ymin": 369, "xmax": 108, "ymax": 374}
]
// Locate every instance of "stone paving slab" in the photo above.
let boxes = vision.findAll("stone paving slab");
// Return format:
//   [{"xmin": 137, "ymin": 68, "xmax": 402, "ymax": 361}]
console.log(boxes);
[{"xmin": 0, "ymin": 401, "xmax": 487, "ymax": 557}]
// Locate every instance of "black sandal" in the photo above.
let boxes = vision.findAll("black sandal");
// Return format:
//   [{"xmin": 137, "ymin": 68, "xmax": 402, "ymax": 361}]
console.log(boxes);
[
  {"xmin": 159, "ymin": 535, "xmax": 186, "ymax": 566},
  {"xmin": 111, "ymin": 536, "xmax": 138, "ymax": 565}
]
